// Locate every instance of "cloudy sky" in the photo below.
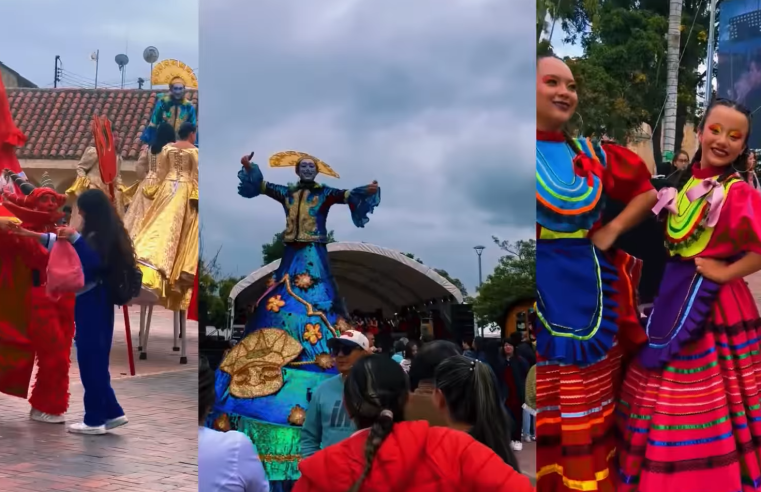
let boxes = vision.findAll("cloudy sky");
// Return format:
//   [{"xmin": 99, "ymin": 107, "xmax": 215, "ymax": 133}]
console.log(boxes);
[
  {"xmin": 201, "ymin": 0, "xmax": 534, "ymax": 294},
  {"xmin": 0, "ymin": 0, "xmax": 198, "ymax": 90}
]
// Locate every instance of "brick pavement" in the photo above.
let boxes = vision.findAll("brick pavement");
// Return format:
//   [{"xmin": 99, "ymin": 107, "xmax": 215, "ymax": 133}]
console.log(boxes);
[
  {"xmin": 0, "ymin": 306, "xmax": 198, "ymax": 491},
  {"xmin": 517, "ymin": 441, "xmax": 536, "ymax": 483}
]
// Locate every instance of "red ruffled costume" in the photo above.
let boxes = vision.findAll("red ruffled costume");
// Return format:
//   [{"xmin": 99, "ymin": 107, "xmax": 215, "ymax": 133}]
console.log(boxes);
[{"xmin": 0, "ymin": 75, "xmax": 75, "ymax": 416}]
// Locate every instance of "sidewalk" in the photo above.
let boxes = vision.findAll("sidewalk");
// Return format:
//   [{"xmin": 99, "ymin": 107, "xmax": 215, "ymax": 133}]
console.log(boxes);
[
  {"xmin": 517, "ymin": 441, "xmax": 536, "ymax": 484},
  {"xmin": 0, "ymin": 306, "xmax": 198, "ymax": 491}
]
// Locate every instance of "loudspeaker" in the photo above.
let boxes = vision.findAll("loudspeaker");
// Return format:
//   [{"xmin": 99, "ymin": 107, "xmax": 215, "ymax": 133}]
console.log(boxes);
[{"xmin": 449, "ymin": 304, "xmax": 475, "ymax": 340}]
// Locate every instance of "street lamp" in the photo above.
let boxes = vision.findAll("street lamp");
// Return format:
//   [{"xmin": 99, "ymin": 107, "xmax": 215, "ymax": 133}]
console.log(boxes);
[
  {"xmin": 474, "ymin": 245, "xmax": 485, "ymax": 337},
  {"xmin": 474, "ymin": 245, "xmax": 486, "ymax": 288}
]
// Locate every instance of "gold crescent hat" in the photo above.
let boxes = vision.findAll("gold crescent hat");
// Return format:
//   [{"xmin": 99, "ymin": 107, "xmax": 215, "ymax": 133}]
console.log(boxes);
[
  {"xmin": 269, "ymin": 151, "xmax": 340, "ymax": 179},
  {"xmin": 151, "ymin": 59, "xmax": 198, "ymax": 89}
]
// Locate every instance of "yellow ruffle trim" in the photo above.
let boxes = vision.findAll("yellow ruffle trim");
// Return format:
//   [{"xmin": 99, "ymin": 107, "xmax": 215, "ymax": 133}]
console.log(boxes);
[
  {"xmin": 65, "ymin": 176, "xmax": 90, "ymax": 197},
  {"xmin": 139, "ymin": 263, "xmax": 166, "ymax": 301}
]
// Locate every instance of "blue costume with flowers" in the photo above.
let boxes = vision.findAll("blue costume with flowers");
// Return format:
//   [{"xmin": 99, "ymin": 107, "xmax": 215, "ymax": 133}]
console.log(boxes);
[{"xmin": 208, "ymin": 154, "xmax": 379, "ymax": 489}]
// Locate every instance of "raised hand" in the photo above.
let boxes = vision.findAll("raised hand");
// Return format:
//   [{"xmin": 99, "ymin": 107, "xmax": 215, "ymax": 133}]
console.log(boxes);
[
  {"xmin": 367, "ymin": 180, "xmax": 379, "ymax": 194},
  {"xmin": 240, "ymin": 152, "xmax": 254, "ymax": 170}
]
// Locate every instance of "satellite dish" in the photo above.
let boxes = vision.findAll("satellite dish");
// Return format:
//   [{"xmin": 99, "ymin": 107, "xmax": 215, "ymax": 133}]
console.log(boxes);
[
  {"xmin": 143, "ymin": 46, "xmax": 159, "ymax": 64},
  {"xmin": 115, "ymin": 54, "xmax": 129, "ymax": 68}
]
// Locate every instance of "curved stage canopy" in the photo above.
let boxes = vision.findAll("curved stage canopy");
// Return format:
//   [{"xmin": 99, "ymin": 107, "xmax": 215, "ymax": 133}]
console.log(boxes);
[{"xmin": 229, "ymin": 242, "xmax": 463, "ymax": 317}]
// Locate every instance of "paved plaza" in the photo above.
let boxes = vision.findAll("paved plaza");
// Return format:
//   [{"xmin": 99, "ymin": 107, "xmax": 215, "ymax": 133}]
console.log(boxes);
[{"xmin": 0, "ymin": 307, "xmax": 198, "ymax": 491}]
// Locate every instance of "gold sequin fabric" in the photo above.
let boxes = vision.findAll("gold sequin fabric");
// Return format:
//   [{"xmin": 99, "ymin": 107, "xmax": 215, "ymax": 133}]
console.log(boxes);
[
  {"xmin": 123, "ymin": 150, "xmax": 169, "ymax": 237},
  {"xmin": 131, "ymin": 145, "xmax": 198, "ymax": 304},
  {"xmin": 219, "ymin": 328, "xmax": 304, "ymax": 399},
  {"xmin": 66, "ymin": 146, "xmax": 125, "ymax": 229}
]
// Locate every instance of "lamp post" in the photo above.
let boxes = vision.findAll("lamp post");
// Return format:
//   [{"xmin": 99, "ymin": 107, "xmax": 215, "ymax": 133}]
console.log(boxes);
[
  {"xmin": 474, "ymin": 245, "xmax": 485, "ymax": 287},
  {"xmin": 474, "ymin": 245, "xmax": 485, "ymax": 336}
]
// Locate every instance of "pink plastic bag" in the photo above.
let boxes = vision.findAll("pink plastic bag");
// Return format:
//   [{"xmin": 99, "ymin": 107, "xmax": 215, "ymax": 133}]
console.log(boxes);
[{"xmin": 46, "ymin": 240, "xmax": 84, "ymax": 298}]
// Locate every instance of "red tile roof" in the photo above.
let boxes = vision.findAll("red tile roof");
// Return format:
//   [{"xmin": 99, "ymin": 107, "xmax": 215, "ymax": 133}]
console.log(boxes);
[{"xmin": 7, "ymin": 89, "xmax": 198, "ymax": 161}]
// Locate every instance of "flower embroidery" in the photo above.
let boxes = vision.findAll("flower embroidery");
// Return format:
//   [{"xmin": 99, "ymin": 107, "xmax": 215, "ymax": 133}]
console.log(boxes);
[
  {"xmin": 213, "ymin": 414, "xmax": 231, "ymax": 432},
  {"xmin": 294, "ymin": 273, "xmax": 314, "ymax": 290},
  {"xmin": 304, "ymin": 323, "xmax": 322, "ymax": 345},
  {"xmin": 288, "ymin": 405, "xmax": 307, "ymax": 426},
  {"xmin": 266, "ymin": 295, "xmax": 286, "ymax": 313}
]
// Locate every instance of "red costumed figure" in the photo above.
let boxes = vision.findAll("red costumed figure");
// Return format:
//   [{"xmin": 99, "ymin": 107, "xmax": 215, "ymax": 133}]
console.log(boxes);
[{"xmin": 0, "ymin": 170, "xmax": 74, "ymax": 422}]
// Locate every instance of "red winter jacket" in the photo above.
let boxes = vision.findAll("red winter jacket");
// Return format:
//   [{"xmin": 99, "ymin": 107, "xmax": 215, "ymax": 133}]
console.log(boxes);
[{"xmin": 293, "ymin": 420, "xmax": 535, "ymax": 492}]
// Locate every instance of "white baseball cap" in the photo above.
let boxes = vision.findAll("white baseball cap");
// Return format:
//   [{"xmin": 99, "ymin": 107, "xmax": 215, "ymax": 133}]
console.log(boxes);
[{"xmin": 327, "ymin": 330, "xmax": 370, "ymax": 352}]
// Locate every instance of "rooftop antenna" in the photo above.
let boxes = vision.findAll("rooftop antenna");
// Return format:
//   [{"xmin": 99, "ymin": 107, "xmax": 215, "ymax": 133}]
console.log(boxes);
[
  {"xmin": 115, "ymin": 54, "xmax": 129, "ymax": 89},
  {"xmin": 142, "ymin": 46, "xmax": 159, "ymax": 90}
]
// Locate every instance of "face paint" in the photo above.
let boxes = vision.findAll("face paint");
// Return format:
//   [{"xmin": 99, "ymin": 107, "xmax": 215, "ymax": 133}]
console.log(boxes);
[
  {"xmin": 170, "ymin": 83, "xmax": 185, "ymax": 100},
  {"xmin": 297, "ymin": 159, "xmax": 318, "ymax": 182}
]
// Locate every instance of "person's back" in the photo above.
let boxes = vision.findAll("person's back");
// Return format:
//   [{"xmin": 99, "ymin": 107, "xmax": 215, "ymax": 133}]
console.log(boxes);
[
  {"xmin": 294, "ymin": 420, "xmax": 533, "ymax": 492},
  {"xmin": 199, "ymin": 427, "xmax": 269, "ymax": 492}
]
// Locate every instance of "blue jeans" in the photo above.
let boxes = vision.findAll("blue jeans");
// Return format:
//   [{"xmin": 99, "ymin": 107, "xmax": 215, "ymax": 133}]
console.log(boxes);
[{"xmin": 522, "ymin": 407, "xmax": 535, "ymax": 440}]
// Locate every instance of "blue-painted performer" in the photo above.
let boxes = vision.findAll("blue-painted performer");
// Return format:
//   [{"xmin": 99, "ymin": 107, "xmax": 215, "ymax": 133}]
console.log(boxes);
[
  {"xmin": 140, "ymin": 59, "xmax": 198, "ymax": 145},
  {"xmin": 208, "ymin": 150, "xmax": 380, "ymax": 490}
]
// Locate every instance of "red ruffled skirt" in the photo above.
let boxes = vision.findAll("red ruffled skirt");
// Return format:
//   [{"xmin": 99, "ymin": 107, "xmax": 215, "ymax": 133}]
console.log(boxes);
[
  {"xmin": 536, "ymin": 250, "xmax": 645, "ymax": 492},
  {"xmin": 617, "ymin": 277, "xmax": 761, "ymax": 492}
]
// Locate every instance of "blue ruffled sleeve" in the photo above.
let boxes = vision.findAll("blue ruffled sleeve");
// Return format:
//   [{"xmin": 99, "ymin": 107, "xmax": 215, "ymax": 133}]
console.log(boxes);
[
  {"xmin": 237, "ymin": 163, "xmax": 288, "ymax": 204},
  {"xmin": 346, "ymin": 185, "xmax": 381, "ymax": 228}
]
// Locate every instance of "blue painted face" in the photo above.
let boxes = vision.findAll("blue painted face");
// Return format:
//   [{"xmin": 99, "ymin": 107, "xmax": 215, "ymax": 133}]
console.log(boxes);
[
  {"xmin": 170, "ymin": 83, "xmax": 185, "ymax": 100},
  {"xmin": 297, "ymin": 159, "xmax": 317, "ymax": 182}
]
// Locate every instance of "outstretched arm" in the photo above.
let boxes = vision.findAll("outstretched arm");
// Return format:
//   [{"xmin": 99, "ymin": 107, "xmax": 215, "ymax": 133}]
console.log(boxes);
[{"xmin": 326, "ymin": 181, "xmax": 381, "ymax": 228}]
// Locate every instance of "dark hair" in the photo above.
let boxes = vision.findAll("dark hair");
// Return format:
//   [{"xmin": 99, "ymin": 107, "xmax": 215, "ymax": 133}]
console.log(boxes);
[
  {"xmin": 343, "ymin": 355, "xmax": 409, "ymax": 492},
  {"xmin": 393, "ymin": 339, "xmax": 406, "ymax": 354},
  {"xmin": 199, "ymin": 356, "xmax": 215, "ymax": 423},
  {"xmin": 77, "ymin": 189, "xmax": 137, "ymax": 301},
  {"xmin": 152, "ymin": 122, "xmax": 177, "ymax": 154},
  {"xmin": 408, "ymin": 340, "xmax": 461, "ymax": 391},
  {"xmin": 178, "ymin": 122, "xmax": 196, "ymax": 140},
  {"xmin": 435, "ymin": 355, "xmax": 521, "ymax": 471},
  {"xmin": 403, "ymin": 341, "xmax": 418, "ymax": 359},
  {"xmin": 421, "ymin": 333, "xmax": 434, "ymax": 344},
  {"xmin": 62, "ymin": 205, "xmax": 72, "ymax": 213},
  {"xmin": 508, "ymin": 331, "xmax": 522, "ymax": 347},
  {"xmin": 676, "ymin": 150, "xmax": 690, "ymax": 162},
  {"xmin": 667, "ymin": 98, "xmax": 752, "ymax": 190}
]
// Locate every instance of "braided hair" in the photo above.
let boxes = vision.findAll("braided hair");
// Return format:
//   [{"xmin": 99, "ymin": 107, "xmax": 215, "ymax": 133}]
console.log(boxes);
[
  {"xmin": 435, "ymin": 355, "xmax": 521, "ymax": 472},
  {"xmin": 343, "ymin": 354, "xmax": 409, "ymax": 492},
  {"xmin": 667, "ymin": 98, "xmax": 753, "ymax": 191},
  {"xmin": 198, "ymin": 356, "xmax": 216, "ymax": 424}
]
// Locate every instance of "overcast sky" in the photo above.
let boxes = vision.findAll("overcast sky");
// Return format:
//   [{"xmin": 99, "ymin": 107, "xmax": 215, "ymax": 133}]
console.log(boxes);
[
  {"xmin": 1, "ymin": 0, "xmax": 198, "ymax": 89},
  {"xmin": 200, "ymin": 0, "xmax": 534, "ymax": 294}
]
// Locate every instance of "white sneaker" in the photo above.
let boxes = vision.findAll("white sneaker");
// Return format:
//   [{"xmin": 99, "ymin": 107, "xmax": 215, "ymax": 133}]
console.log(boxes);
[
  {"xmin": 67, "ymin": 422, "xmax": 106, "ymax": 435},
  {"xmin": 105, "ymin": 415, "xmax": 128, "ymax": 430},
  {"xmin": 511, "ymin": 440, "xmax": 523, "ymax": 451},
  {"xmin": 30, "ymin": 409, "xmax": 66, "ymax": 424}
]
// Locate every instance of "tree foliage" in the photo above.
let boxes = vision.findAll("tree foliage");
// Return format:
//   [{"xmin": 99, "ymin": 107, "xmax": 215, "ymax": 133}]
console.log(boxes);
[
  {"xmin": 261, "ymin": 230, "xmax": 337, "ymax": 265},
  {"xmin": 472, "ymin": 237, "xmax": 535, "ymax": 326},
  {"xmin": 550, "ymin": 0, "xmax": 709, "ymax": 163}
]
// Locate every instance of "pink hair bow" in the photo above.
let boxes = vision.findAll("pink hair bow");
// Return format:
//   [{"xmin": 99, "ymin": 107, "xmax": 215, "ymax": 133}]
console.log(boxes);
[
  {"xmin": 685, "ymin": 178, "xmax": 725, "ymax": 228},
  {"xmin": 652, "ymin": 187, "xmax": 678, "ymax": 215}
]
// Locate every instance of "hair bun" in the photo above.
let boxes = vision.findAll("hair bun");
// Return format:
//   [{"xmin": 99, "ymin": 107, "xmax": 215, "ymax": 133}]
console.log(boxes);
[{"xmin": 379, "ymin": 409, "xmax": 393, "ymax": 420}]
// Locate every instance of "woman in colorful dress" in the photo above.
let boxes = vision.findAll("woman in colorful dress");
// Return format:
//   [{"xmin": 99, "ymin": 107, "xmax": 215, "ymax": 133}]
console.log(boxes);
[
  {"xmin": 617, "ymin": 99, "xmax": 761, "ymax": 491},
  {"xmin": 535, "ymin": 54, "xmax": 657, "ymax": 491}
]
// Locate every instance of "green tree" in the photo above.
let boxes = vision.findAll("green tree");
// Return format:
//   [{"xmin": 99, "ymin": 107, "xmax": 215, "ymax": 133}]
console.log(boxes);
[
  {"xmin": 261, "ymin": 230, "xmax": 337, "ymax": 265},
  {"xmin": 401, "ymin": 252, "xmax": 468, "ymax": 297},
  {"xmin": 472, "ymin": 237, "xmax": 535, "ymax": 326},
  {"xmin": 553, "ymin": 0, "xmax": 708, "ymax": 164},
  {"xmin": 199, "ymin": 236, "xmax": 245, "ymax": 330}
]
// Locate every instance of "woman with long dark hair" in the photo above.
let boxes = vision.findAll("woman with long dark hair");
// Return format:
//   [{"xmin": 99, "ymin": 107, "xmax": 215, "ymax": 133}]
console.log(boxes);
[
  {"xmin": 535, "ymin": 53, "xmax": 657, "ymax": 491},
  {"xmin": 293, "ymin": 355, "xmax": 532, "ymax": 492},
  {"xmin": 11, "ymin": 188, "xmax": 137, "ymax": 434},
  {"xmin": 618, "ymin": 99, "xmax": 761, "ymax": 491},
  {"xmin": 434, "ymin": 355, "xmax": 521, "ymax": 471}
]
